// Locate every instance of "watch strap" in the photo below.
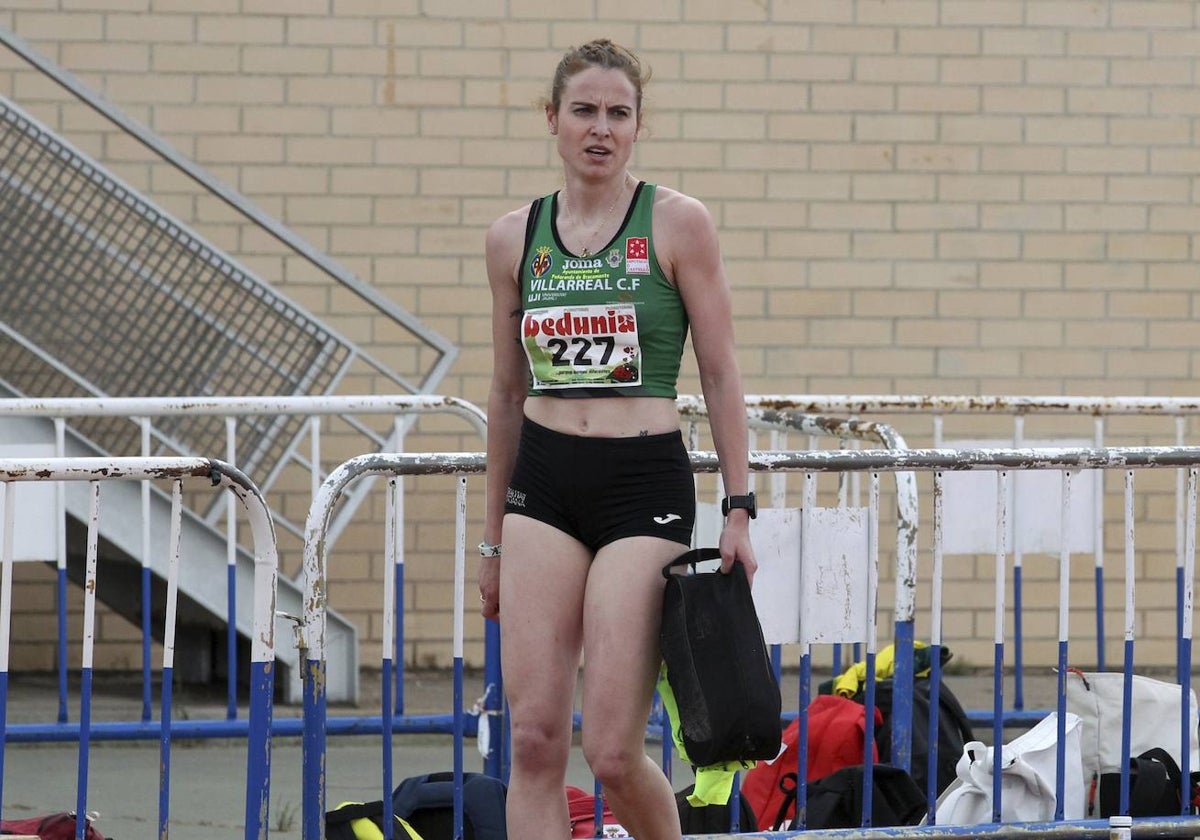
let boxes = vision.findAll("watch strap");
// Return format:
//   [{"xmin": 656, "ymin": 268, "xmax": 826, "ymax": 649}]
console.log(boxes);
[{"xmin": 721, "ymin": 492, "xmax": 757, "ymax": 519}]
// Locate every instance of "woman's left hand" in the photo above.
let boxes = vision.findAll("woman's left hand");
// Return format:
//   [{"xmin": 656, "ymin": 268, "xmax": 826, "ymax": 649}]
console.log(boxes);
[{"xmin": 718, "ymin": 514, "xmax": 756, "ymax": 587}]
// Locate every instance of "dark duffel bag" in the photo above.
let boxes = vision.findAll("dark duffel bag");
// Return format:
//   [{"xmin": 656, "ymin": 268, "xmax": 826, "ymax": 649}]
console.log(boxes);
[{"xmin": 660, "ymin": 547, "xmax": 782, "ymax": 767}]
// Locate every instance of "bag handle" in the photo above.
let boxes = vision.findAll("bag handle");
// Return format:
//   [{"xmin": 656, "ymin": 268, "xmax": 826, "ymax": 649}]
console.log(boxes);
[
  {"xmin": 1131, "ymin": 748, "xmax": 1183, "ymax": 816},
  {"xmin": 1128, "ymin": 755, "xmax": 1172, "ymax": 815},
  {"xmin": 1139, "ymin": 747, "xmax": 1182, "ymax": 785},
  {"xmin": 326, "ymin": 801, "xmax": 384, "ymax": 824},
  {"xmin": 661, "ymin": 547, "xmax": 721, "ymax": 579},
  {"xmin": 773, "ymin": 772, "xmax": 799, "ymax": 830}
]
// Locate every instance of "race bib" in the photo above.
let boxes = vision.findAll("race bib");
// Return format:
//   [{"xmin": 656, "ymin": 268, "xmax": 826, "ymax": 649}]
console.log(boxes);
[{"xmin": 522, "ymin": 303, "xmax": 641, "ymax": 389}]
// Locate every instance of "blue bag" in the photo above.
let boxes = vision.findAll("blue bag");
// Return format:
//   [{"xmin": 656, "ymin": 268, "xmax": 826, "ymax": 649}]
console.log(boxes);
[{"xmin": 391, "ymin": 771, "xmax": 506, "ymax": 840}]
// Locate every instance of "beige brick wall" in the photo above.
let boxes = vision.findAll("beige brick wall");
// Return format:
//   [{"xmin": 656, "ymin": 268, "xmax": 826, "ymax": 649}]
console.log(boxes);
[{"xmin": 2, "ymin": 2, "xmax": 1198, "ymax": 676}]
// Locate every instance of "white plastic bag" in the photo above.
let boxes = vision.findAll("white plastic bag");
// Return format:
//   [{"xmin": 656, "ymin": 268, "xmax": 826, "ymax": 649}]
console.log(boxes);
[
  {"xmin": 933, "ymin": 712, "xmax": 1084, "ymax": 825},
  {"xmin": 1065, "ymin": 670, "xmax": 1200, "ymax": 785}
]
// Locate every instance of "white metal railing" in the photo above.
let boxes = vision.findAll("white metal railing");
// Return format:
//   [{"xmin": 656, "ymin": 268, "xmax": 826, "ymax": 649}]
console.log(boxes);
[
  {"xmin": 711, "ymin": 395, "xmax": 1200, "ymax": 701},
  {"xmin": 712, "ymin": 394, "xmax": 1200, "ymax": 426},
  {"xmin": 679, "ymin": 405, "xmax": 924, "ymax": 768},
  {"xmin": 0, "ymin": 395, "xmax": 487, "ymax": 541},
  {"xmin": 0, "ymin": 395, "xmax": 488, "ymax": 709},
  {"xmin": 0, "ymin": 456, "xmax": 277, "ymax": 840},
  {"xmin": 298, "ymin": 444, "xmax": 1200, "ymax": 840}
]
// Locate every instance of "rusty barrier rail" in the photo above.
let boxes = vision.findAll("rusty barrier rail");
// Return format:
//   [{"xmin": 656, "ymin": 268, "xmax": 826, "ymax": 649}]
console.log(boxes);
[
  {"xmin": 0, "ymin": 394, "xmax": 488, "ymax": 711},
  {"xmin": 299, "ymin": 445, "xmax": 1199, "ymax": 840},
  {"xmin": 689, "ymin": 394, "xmax": 1200, "ymax": 701},
  {"xmin": 0, "ymin": 456, "xmax": 278, "ymax": 840},
  {"xmin": 677, "ymin": 407, "xmax": 923, "ymax": 774}
]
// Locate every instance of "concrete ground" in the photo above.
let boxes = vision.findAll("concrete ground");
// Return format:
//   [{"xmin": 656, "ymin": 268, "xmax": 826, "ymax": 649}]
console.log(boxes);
[{"xmin": 0, "ymin": 666, "xmax": 1061, "ymax": 839}]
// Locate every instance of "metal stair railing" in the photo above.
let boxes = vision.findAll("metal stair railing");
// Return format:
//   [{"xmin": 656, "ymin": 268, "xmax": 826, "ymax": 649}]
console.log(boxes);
[
  {"xmin": 0, "ymin": 27, "xmax": 471, "ymax": 707},
  {"xmin": 0, "ymin": 26, "xmax": 455, "ymax": 395},
  {"xmin": 0, "ymin": 26, "xmax": 458, "ymax": 537},
  {"xmin": 0, "ymin": 92, "xmax": 438, "ymax": 478}
]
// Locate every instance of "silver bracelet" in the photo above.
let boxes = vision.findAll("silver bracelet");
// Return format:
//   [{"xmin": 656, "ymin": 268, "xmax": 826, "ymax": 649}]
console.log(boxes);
[{"xmin": 478, "ymin": 541, "xmax": 502, "ymax": 557}]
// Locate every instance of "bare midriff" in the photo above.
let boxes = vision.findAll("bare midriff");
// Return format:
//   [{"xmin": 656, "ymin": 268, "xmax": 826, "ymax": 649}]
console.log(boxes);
[{"xmin": 523, "ymin": 395, "xmax": 680, "ymax": 438}]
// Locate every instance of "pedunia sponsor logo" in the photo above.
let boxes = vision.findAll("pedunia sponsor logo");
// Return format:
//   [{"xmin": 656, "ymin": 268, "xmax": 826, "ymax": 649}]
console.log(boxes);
[{"xmin": 522, "ymin": 308, "xmax": 636, "ymax": 338}]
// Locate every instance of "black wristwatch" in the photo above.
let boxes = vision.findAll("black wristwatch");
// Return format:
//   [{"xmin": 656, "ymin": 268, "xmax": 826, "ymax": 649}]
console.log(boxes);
[{"xmin": 721, "ymin": 492, "xmax": 757, "ymax": 519}]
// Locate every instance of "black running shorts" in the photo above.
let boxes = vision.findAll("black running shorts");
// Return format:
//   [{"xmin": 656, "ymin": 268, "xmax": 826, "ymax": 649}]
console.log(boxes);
[{"xmin": 503, "ymin": 417, "xmax": 695, "ymax": 551}]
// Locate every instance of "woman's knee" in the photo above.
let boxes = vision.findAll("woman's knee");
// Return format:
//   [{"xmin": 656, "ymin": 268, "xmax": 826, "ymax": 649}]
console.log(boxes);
[
  {"xmin": 509, "ymin": 718, "xmax": 572, "ymax": 775},
  {"xmin": 582, "ymin": 737, "xmax": 644, "ymax": 789}
]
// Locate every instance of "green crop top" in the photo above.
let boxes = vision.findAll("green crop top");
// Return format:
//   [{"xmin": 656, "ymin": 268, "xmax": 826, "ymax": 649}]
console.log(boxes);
[{"xmin": 519, "ymin": 182, "xmax": 689, "ymax": 398}]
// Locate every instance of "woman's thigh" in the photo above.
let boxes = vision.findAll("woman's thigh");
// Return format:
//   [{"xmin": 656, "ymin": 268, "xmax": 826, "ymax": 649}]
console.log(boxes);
[
  {"xmin": 499, "ymin": 514, "xmax": 591, "ymax": 740},
  {"xmin": 579, "ymin": 535, "xmax": 683, "ymax": 750}
]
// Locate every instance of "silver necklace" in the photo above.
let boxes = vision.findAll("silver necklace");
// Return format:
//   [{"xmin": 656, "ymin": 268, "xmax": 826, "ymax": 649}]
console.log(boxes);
[{"xmin": 561, "ymin": 174, "xmax": 631, "ymax": 258}]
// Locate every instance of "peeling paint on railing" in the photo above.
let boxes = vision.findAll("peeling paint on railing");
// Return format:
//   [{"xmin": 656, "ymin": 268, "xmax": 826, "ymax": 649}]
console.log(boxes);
[{"xmin": 0, "ymin": 456, "xmax": 278, "ymax": 840}]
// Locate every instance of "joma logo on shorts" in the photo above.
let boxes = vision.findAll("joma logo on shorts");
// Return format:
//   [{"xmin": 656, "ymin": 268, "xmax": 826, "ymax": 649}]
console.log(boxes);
[{"xmin": 506, "ymin": 487, "xmax": 526, "ymax": 508}]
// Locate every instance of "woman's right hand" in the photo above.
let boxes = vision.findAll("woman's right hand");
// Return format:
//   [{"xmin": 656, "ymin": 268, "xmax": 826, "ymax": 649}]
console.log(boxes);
[{"xmin": 478, "ymin": 555, "xmax": 500, "ymax": 620}]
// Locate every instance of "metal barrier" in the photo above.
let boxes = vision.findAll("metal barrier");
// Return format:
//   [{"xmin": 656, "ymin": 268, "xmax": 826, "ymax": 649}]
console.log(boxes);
[
  {"xmin": 680, "ymin": 395, "xmax": 1200, "ymax": 720},
  {"xmin": 678, "ymin": 407, "xmax": 923, "ymax": 775},
  {"xmin": 301, "ymin": 452, "xmax": 485, "ymax": 840},
  {"xmin": 0, "ymin": 456, "xmax": 278, "ymax": 840},
  {"xmin": 296, "ymin": 411, "xmax": 920, "ymax": 814},
  {"xmin": 740, "ymin": 444, "xmax": 1197, "ymax": 836},
  {"xmin": 300, "ymin": 443, "xmax": 1200, "ymax": 839},
  {"xmin": 0, "ymin": 394, "xmax": 488, "ymax": 712}
]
